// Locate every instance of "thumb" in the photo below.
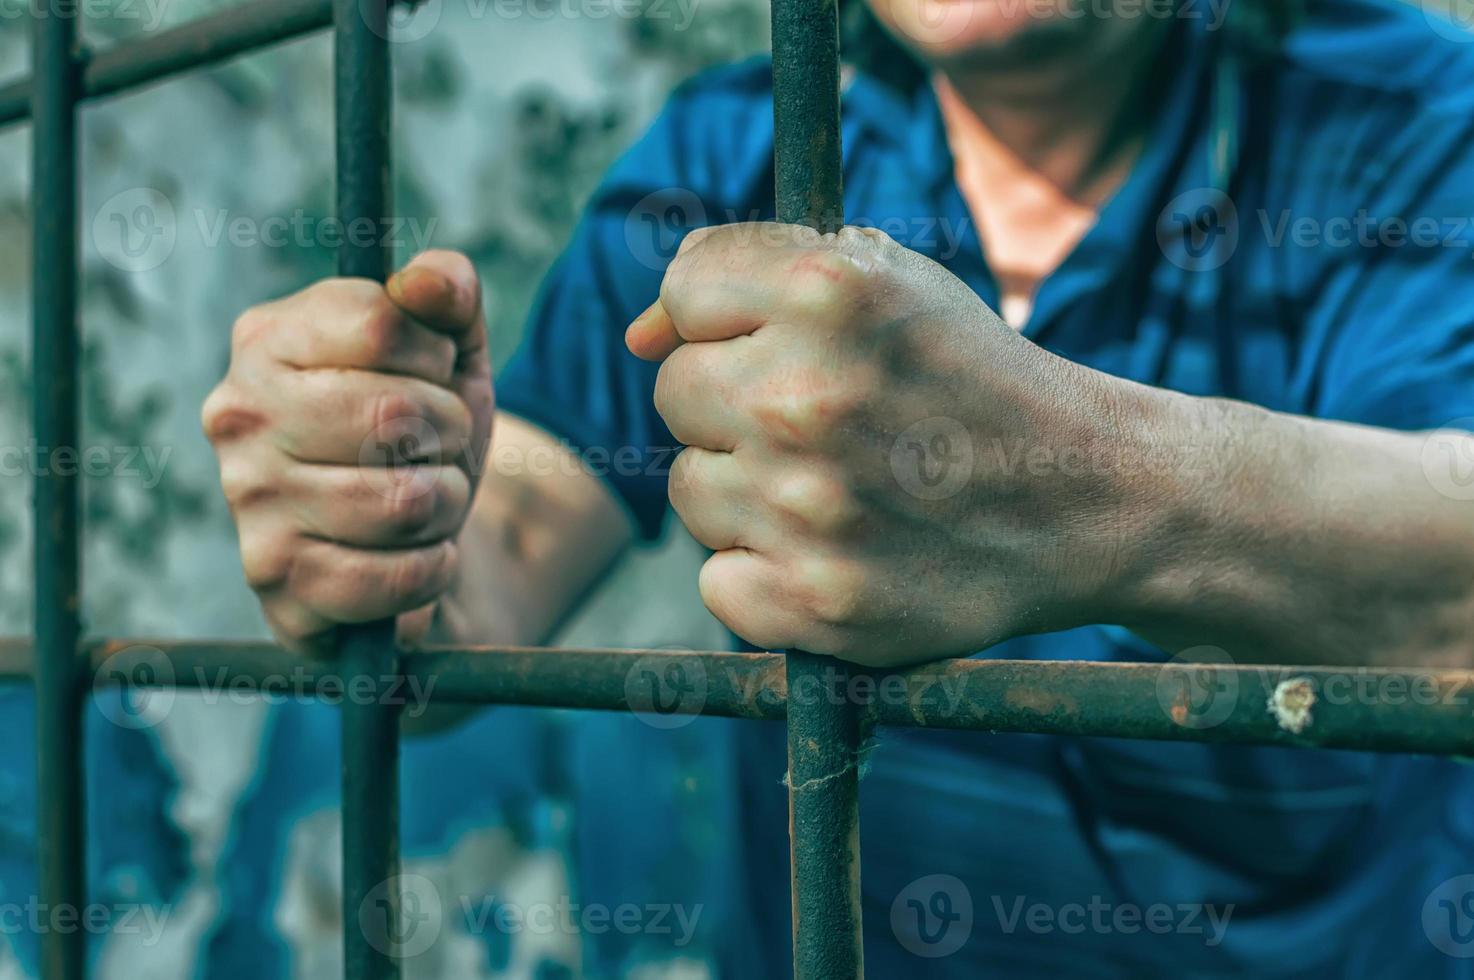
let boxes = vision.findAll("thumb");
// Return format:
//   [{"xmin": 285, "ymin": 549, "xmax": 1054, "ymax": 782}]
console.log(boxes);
[
  {"xmin": 386, "ymin": 250, "xmax": 486, "ymax": 355},
  {"xmin": 625, "ymin": 298, "xmax": 684, "ymax": 362}
]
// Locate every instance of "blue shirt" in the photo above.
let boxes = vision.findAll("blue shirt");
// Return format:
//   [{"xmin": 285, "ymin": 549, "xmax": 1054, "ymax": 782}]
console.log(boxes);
[{"xmin": 497, "ymin": 1, "xmax": 1474, "ymax": 976}]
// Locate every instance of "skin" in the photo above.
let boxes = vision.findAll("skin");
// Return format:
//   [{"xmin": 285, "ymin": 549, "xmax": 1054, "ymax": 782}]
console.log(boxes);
[
  {"xmin": 205, "ymin": 5, "xmax": 1474, "ymax": 701},
  {"xmin": 627, "ymin": 223, "xmax": 1474, "ymax": 669}
]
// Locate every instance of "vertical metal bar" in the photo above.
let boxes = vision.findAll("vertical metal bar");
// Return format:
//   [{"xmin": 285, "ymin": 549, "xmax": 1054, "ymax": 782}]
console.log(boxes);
[
  {"xmin": 31, "ymin": 7, "xmax": 87, "ymax": 980},
  {"xmin": 770, "ymin": 2, "xmax": 863, "ymax": 977},
  {"xmin": 334, "ymin": 2, "xmax": 402, "ymax": 978}
]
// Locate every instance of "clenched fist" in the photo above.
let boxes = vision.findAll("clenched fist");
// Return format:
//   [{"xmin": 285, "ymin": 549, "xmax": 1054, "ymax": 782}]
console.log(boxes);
[
  {"xmin": 628, "ymin": 224, "xmax": 1148, "ymax": 667},
  {"xmin": 202, "ymin": 251, "xmax": 495, "ymax": 655}
]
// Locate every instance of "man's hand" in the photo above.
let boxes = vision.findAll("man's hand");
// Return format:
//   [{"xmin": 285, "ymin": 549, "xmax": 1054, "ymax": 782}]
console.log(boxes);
[
  {"xmin": 627, "ymin": 224, "xmax": 1147, "ymax": 667},
  {"xmin": 202, "ymin": 250, "xmax": 495, "ymax": 656}
]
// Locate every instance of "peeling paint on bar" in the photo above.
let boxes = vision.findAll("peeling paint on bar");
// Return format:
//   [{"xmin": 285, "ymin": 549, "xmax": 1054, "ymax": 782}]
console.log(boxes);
[{"xmin": 1268, "ymin": 677, "xmax": 1316, "ymax": 734}]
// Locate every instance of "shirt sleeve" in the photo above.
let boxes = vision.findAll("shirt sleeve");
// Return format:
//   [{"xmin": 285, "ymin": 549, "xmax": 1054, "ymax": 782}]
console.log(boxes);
[
  {"xmin": 1309, "ymin": 99, "xmax": 1474, "ymax": 433},
  {"xmin": 494, "ymin": 64, "xmax": 774, "ymax": 540}
]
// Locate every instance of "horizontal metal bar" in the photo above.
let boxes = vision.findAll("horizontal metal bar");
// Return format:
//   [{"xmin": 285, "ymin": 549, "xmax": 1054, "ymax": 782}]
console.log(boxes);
[
  {"xmin": 0, "ymin": 0, "xmax": 420, "ymax": 129},
  {"xmin": 0, "ymin": 638, "xmax": 1469, "ymax": 755}
]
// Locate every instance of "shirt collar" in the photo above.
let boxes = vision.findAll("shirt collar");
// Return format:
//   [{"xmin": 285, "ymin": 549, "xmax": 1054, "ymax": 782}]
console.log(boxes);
[{"xmin": 843, "ymin": 18, "xmax": 1235, "ymax": 332}]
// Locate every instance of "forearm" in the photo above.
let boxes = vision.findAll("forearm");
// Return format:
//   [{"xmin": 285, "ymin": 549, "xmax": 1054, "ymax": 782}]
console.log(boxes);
[
  {"xmin": 409, "ymin": 414, "xmax": 633, "ymax": 732},
  {"xmin": 1106, "ymin": 386, "xmax": 1474, "ymax": 668}
]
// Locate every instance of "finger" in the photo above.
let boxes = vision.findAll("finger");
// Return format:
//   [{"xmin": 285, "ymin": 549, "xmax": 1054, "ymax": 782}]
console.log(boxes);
[
  {"xmin": 697, "ymin": 548, "xmax": 800, "ymax": 652},
  {"xmin": 625, "ymin": 299, "xmax": 683, "ymax": 362},
  {"xmin": 658, "ymin": 224, "xmax": 780, "ymax": 344},
  {"xmin": 653, "ymin": 343, "xmax": 746, "ymax": 451},
  {"xmin": 669, "ymin": 448, "xmax": 749, "ymax": 551},
  {"xmin": 262, "ymin": 282, "xmax": 459, "ymax": 386},
  {"xmin": 287, "ymin": 537, "xmax": 459, "ymax": 625},
  {"xmin": 261, "ymin": 600, "xmax": 338, "ymax": 658},
  {"xmin": 386, "ymin": 250, "xmax": 487, "ymax": 356},
  {"xmin": 659, "ymin": 222, "xmax": 867, "ymax": 344},
  {"xmin": 275, "ymin": 368, "xmax": 474, "ymax": 466},
  {"xmin": 283, "ymin": 460, "xmax": 472, "ymax": 549}
]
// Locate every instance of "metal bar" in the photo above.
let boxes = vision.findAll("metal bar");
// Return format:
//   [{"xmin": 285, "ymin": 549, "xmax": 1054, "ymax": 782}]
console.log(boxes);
[
  {"xmin": 1, "ymin": 0, "xmax": 329, "ymax": 127},
  {"xmin": 30, "ymin": 6, "xmax": 86, "ymax": 980},
  {"xmin": 3, "ymin": 640, "xmax": 1472, "ymax": 754},
  {"xmin": 770, "ymin": 5, "xmax": 859, "ymax": 973},
  {"xmin": 0, "ymin": 0, "xmax": 422, "ymax": 129},
  {"xmin": 334, "ymin": 0, "xmax": 400, "ymax": 977}
]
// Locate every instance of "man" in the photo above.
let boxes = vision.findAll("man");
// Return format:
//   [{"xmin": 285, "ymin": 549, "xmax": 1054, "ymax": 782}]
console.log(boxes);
[{"xmin": 203, "ymin": 0, "xmax": 1474, "ymax": 974}]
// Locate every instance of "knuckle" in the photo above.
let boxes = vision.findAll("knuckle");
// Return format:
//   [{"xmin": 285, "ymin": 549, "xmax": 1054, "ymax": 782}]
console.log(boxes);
[
  {"xmin": 230, "ymin": 306, "xmax": 274, "ymax": 351},
  {"xmin": 379, "ymin": 478, "xmax": 441, "ymax": 537},
  {"xmin": 354, "ymin": 299, "xmax": 403, "ymax": 364},
  {"xmin": 241, "ymin": 535, "xmax": 292, "ymax": 592},
  {"xmin": 757, "ymin": 379, "xmax": 859, "ymax": 449},
  {"xmin": 217, "ymin": 459, "xmax": 273, "ymax": 511},
  {"xmin": 698, "ymin": 561, "xmax": 783, "ymax": 651},
  {"xmin": 784, "ymin": 250, "xmax": 864, "ymax": 316},
  {"xmin": 201, "ymin": 384, "xmax": 245, "ymax": 445},
  {"xmin": 369, "ymin": 389, "xmax": 424, "ymax": 438},
  {"xmin": 793, "ymin": 558, "xmax": 867, "ymax": 627},
  {"xmin": 652, "ymin": 354, "xmax": 692, "ymax": 427},
  {"xmin": 769, "ymin": 470, "xmax": 861, "ymax": 536},
  {"xmin": 667, "ymin": 450, "xmax": 697, "ymax": 509},
  {"xmin": 386, "ymin": 543, "xmax": 455, "ymax": 609}
]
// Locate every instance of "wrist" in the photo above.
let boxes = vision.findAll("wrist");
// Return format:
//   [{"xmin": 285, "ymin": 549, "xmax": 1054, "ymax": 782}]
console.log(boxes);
[
  {"xmin": 1047, "ymin": 367, "xmax": 1205, "ymax": 637},
  {"xmin": 1091, "ymin": 384, "xmax": 1240, "ymax": 644}
]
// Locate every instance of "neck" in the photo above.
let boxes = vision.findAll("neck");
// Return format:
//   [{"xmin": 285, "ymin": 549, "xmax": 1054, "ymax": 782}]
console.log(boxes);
[{"xmin": 932, "ymin": 22, "xmax": 1171, "ymax": 205}]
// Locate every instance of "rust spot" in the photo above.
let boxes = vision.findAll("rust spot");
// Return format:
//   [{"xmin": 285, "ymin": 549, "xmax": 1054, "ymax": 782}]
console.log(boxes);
[{"xmin": 1006, "ymin": 685, "xmax": 1077, "ymax": 716}]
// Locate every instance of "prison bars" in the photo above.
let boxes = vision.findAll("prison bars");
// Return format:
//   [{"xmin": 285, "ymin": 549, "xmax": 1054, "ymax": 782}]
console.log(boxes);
[
  {"xmin": 30, "ymin": 8, "xmax": 85, "ymax": 980},
  {"xmin": 0, "ymin": 0, "xmax": 430, "ymax": 128},
  {"xmin": 3, "ymin": 640, "xmax": 1472, "ymax": 756},
  {"xmin": 333, "ymin": 1, "xmax": 403, "ymax": 977},
  {"xmin": 770, "ymin": 0, "xmax": 865, "ymax": 976},
  {"xmin": 9, "ymin": 1, "xmax": 1474, "ymax": 978}
]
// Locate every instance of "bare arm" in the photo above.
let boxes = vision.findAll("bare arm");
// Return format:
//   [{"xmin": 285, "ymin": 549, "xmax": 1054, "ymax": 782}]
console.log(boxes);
[
  {"xmin": 431, "ymin": 412, "xmax": 634, "ymax": 649},
  {"xmin": 628, "ymin": 222, "xmax": 1474, "ymax": 670},
  {"xmin": 1109, "ymin": 390, "xmax": 1474, "ymax": 669}
]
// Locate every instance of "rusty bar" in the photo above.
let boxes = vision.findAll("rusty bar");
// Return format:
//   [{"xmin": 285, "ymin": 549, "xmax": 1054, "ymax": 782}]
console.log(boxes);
[
  {"xmin": 1, "ymin": 0, "xmax": 332, "ymax": 127},
  {"xmin": 0, "ymin": 0, "xmax": 422, "ymax": 129},
  {"xmin": 2, "ymin": 640, "xmax": 1472, "ymax": 754},
  {"xmin": 334, "ymin": 0, "xmax": 401, "ymax": 976},
  {"xmin": 30, "ymin": 5, "xmax": 87, "ymax": 980},
  {"xmin": 771, "ymin": 5, "xmax": 858, "ymax": 973}
]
